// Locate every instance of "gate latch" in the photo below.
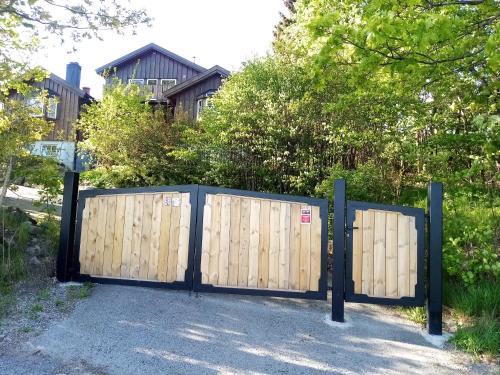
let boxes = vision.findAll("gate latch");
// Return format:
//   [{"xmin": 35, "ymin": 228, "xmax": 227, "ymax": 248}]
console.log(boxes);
[{"xmin": 345, "ymin": 226, "xmax": 359, "ymax": 230}]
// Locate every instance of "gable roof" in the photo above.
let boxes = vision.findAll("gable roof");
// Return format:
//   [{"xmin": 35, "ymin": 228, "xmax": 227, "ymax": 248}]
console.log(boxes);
[
  {"xmin": 48, "ymin": 73, "xmax": 86, "ymax": 98},
  {"xmin": 95, "ymin": 43, "xmax": 207, "ymax": 75},
  {"xmin": 163, "ymin": 65, "xmax": 230, "ymax": 97}
]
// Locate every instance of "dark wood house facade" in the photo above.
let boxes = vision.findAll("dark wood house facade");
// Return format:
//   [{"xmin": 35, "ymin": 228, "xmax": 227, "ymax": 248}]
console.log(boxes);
[{"xmin": 95, "ymin": 43, "xmax": 229, "ymax": 120}]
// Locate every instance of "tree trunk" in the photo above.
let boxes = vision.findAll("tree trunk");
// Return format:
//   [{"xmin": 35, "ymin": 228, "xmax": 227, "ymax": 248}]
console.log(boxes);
[{"xmin": 0, "ymin": 156, "xmax": 14, "ymax": 208}]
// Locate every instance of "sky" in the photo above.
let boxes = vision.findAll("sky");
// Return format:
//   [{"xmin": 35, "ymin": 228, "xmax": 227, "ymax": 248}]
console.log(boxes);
[{"xmin": 32, "ymin": 0, "xmax": 287, "ymax": 99}]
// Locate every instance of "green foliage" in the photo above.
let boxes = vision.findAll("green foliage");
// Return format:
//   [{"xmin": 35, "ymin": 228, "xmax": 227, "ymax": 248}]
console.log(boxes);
[
  {"xmin": 66, "ymin": 282, "xmax": 94, "ymax": 301},
  {"xmin": 78, "ymin": 81, "xmax": 203, "ymax": 188},
  {"xmin": 445, "ymin": 280, "xmax": 499, "ymax": 320},
  {"xmin": 451, "ymin": 317, "xmax": 500, "ymax": 357},
  {"xmin": 397, "ymin": 306, "xmax": 427, "ymax": 327}
]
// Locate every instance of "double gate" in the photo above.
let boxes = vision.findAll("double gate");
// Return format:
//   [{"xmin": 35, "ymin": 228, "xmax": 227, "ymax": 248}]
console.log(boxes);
[{"xmin": 60, "ymin": 182, "xmax": 328, "ymax": 300}]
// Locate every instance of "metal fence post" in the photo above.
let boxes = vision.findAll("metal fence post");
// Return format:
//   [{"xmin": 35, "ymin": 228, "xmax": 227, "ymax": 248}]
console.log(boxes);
[
  {"xmin": 332, "ymin": 179, "xmax": 346, "ymax": 322},
  {"xmin": 56, "ymin": 171, "xmax": 80, "ymax": 282},
  {"xmin": 427, "ymin": 182, "xmax": 443, "ymax": 335}
]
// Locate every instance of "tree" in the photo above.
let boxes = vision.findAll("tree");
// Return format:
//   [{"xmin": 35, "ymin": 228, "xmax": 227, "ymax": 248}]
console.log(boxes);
[{"xmin": 77, "ymin": 81, "xmax": 203, "ymax": 187}]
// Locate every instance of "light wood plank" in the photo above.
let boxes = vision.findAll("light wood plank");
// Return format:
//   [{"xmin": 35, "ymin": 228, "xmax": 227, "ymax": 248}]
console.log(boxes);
[
  {"xmin": 228, "ymin": 197, "xmax": 241, "ymax": 286},
  {"xmin": 289, "ymin": 204, "xmax": 301, "ymax": 290},
  {"xmin": 268, "ymin": 201, "xmax": 280, "ymax": 289},
  {"xmin": 78, "ymin": 205, "xmax": 90, "ymax": 274},
  {"xmin": 93, "ymin": 196, "xmax": 108, "ymax": 275},
  {"xmin": 200, "ymin": 195, "xmax": 212, "ymax": 284},
  {"xmin": 409, "ymin": 216, "xmax": 418, "ymax": 297},
  {"xmin": 385, "ymin": 212, "xmax": 399, "ymax": 297},
  {"xmin": 248, "ymin": 199, "xmax": 261, "ymax": 287},
  {"xmin": 208, "ymin": 195, "xmax": 222, "ymax": 284},
  {"xmin": 238, "ymin": 198, "xmax": 251, "ymax": 287},
  {"xmin": 361, "ymin": 210, "xmax": 375, "ymax": 295},
  {"xmin": 309, "ymin": 206, "xmax": 322, "ymax": 292},
  {"xmin": 129, "ymin": 194, "xmax": 144, "ymax": 279},
  {"xmin": 299, "ymin": 205, "xmax": 311, "ymax": 291},
  {"xmin": 397, "ymin": 214, "xmax": 410, "ymax": 297},
  {"xmin": 278, "ymin": 202, "xmax": 291, "ymax": 289},
  {"xmin": 166, "ymin": 193, "xmax": 181, "ymax": 282},
  {"xmin": 373, "ymin": 211, "xmax": 386, "ymax": 297},
  {"xmin": 148, "ymin": 194, "xmax": 163, "ymax": 280},
  {"xmin": 176, "ymin": 193, "xmax": 191, "ymax": 282},
  {"xmin": 102, "ymin": 196, "xmax": 116, "ymax": 276},
  {"xmin": 218, "ymin": 195, "xmax": 231, "ymax": 286},
  {"xmin": 157, "ymin": 193, "xmax": 173, "ymax": 282},
  {"xmin": 258, "ymin": 200, "xmax": 270, "ymax": 288},
  {"xmin": 120, "ymin": 195, "xmax": 135, "ymax": 278},
  {"xmin": 112, "ymin": 196, "xmax": 126, "ymax": 277},
  {"xmin": 138, "ymin": 194, "xmax": 153, "ymax": 279},
  {"xmin": 84, "ymin": 198, "xmax": 99, "ymax": 275},
  {"xmin": 352, "ymin": 210, "xmax": 363, "ymax": 294}
]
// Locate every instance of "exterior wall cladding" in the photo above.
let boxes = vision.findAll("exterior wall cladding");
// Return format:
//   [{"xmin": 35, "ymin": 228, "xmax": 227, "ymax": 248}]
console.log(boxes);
[
  {"xmin": 106, "ymin": 51, "xmax": 201, "ymax": 85},
  {"xmin": 173, "ymin": 75, "xmax": 222, "ymax": 118}
]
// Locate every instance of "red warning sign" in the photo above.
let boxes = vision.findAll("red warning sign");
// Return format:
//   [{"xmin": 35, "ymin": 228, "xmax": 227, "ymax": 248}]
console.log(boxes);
[{"xmin": 300, "ymin": 207, "xmax": 311, "ymax": 224}]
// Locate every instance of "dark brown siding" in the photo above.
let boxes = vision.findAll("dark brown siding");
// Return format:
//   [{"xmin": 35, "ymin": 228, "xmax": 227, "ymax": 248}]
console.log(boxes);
[
  {"xmin": 173, "ymin": 75, "xmax": 222, "ymax": 119},
  {"xmin": 107, "ymin": 51, "xmax": 200, "ymax": 85}
]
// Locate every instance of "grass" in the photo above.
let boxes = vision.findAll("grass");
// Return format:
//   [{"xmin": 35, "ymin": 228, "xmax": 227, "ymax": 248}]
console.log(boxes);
[
  {"xmin": 20, "ymin": 326, "xmax": 33, "ymax": 333},
  {"xmin": 30, "ymin": 303, "xmax": 43, "ymax": 313},
  {"xmin": 36, "ymin": 287, "xmax": 50, "ymax": 301},
  {"xmin": 67, "ymin": 282, "xmax": 94, "ymax": 301},
  {"xmin": 397, "ymin": 306, "xmax": 427, "ymax": 326},
  {"xmin": 451, "ymin": 315, "xmax": 500, "ymax": 356}
]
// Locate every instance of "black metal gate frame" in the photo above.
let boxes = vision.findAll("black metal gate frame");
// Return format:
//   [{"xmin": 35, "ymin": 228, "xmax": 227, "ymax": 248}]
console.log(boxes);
[
  {"xmin": 193, "ymin": 185, "xmax": 329, "ymax": 300},
  {"xmin": 72, "ymin": 184, "xmax": 199, "ymax": 291},
  {"xmin": 344, "ymin": 200, "xmax": 425, "ymax": 307}
]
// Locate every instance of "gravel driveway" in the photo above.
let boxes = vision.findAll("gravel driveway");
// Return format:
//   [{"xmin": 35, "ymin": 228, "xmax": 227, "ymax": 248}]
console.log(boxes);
[{"xmin": 0, "ymin": 284, "xmax": 496, "ymax": 374}]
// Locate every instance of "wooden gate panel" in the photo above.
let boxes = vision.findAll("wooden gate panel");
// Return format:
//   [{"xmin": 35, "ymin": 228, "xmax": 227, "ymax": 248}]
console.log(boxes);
[
  {"xmin": 195, "ymin": 186, "xmax": 328, "ymax": 299},
  {"xmin": 346, "ymin": 201, "xmax": 425, "ymax": 306},
  {"xmin": 77, "ymin": 189, "xmax": 194, "ymax": 287}
]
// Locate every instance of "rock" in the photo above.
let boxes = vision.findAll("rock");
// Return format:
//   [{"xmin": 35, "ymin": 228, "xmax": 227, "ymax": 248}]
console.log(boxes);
[
  {"xmin": 28, "ymin": 256, "xmax": 41, "ymax": 266},
  {"xmin": 26, "ymin": 245, "xmax": 42, "ymax": 257}
]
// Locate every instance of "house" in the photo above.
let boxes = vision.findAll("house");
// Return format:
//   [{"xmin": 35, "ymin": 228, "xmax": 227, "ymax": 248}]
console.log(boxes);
[
  {"xmin": 27, "ymin": 62, "xmax": 93, "ymax": 170},
  {"xmin": 95, "ymin": 43, "xmax": 229, "ymax": 120}
]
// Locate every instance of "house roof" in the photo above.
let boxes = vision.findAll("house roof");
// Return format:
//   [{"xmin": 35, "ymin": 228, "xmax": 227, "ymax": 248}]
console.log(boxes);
[
  {"xmin": 95, "ymin": 43, "xmax": 207, "ymax": 75},
  {"xmin": 48, "ymin": 73, "xmax": 86, "ymax": 98},
  {"xmin": 163, "ymin": 65, "xmax": 230, "ymax": 97}
]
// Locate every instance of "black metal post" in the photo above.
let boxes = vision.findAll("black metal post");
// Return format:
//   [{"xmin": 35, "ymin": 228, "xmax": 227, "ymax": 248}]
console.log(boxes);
[
  {"xmin": 332, "ymin": 179, "xmax": 346, "ymax": 322},
  {"xmin": 56, "ymin": 171, "xmax": 80, "ymax": 282},
  {"xmin": 427, "ymin": 182, "xmax": 443, "ymax": 335}
]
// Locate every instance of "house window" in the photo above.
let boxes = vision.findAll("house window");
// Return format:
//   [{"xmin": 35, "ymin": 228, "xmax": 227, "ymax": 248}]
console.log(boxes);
[
  {"xmin": 42, "ymin": 144, "xmax": 59, "ymax": 158},
  {"xmin": 146, "ymin": 79, "xmax": 158, "ymax": 86},
  {"xmin": 128, "ymin": 79, "xmax": 144, "ymax": 85},
  {"xmin": 46, "ymin": 97, "xmax": 58, "ymax": 120},
  {"xmin": 25, "ymin": 97, "xmax": 44, "ymax": 117},
  {"xmin": 196, "ymin": 97, "xmax": 209, "ymax": 120},
  {"xmin": 161, "ymin": 79, "xmax": 176, "ymax": 91}
]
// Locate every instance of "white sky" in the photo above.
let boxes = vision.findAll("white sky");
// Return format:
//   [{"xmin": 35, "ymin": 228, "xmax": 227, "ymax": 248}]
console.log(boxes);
[{"xmin": 32, "ymin": 0, "xmax": 287, "ymax": 98}]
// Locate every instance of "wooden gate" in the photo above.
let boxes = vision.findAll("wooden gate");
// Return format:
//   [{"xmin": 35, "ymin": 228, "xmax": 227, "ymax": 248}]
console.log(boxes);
[
  {"xmin": 345, "ymin": 201, "xmax": 425, "ymax": 306},
  {"xmin": 193, "ymin": 186, "xmax": 328, "ymax": 299},
  {"xmin": 74, "ymin": 185, "xmax": 198, "ymax": 289}
]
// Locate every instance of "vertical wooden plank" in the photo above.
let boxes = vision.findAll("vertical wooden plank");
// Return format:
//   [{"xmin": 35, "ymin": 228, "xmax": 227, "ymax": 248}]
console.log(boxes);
[
  {"xmin": 299, "ymin": 205, "xmax": 311, "ymax": 291},
  {"xmin": 397, "ymin": 214, "xmax": 410, "ymax": 296},
  {"xmin": 278, "ymin": 202, "xmax": 290, "ymax": 289},
  {"xmin": 79, "ymin": 205, "xmax": 90, "ymax": 274},
  {"xmin": 93, "ymin": 196, "xmax": 108, "ymax": 275},
  {"xmin": 238, "ymin": 198, "xmax": 251, "ymax": 287},
  {"xmin": 139, "ymin": 194, "xmax": 153, "ymax": 279},
  {"xmin": 352, "ymin": 210, "xmax": 363, "ymax": 294},
  {"xmin": 166, "ymin": 193, "xmax": 181, "ymax": 282},
  {"xmin": 112, "ymin": 196, "xmax": 126, "ymax": 277},
  {"xmin": 361, "ymin": 210, "xmax": 375, "ymax": 295},
  {"xmin": 289, "ymin": 204, "xmax": 301, "ymax": 290},
  {"xmin": 157, "ymin": 193, "xmax": 172, "ymax": 282},
  {"xmin": 176, "ymin": 193, "xmax": 191, "ymax": 282},
  {"xmin": 102, "ymin": 196, "xmax": 116, "ymax": 276},
  {"xmin": 409, "ymin": 216, "xmax": 418, "ymax": 297},
  {"xmin": 228, "ymin": 197, "xmax": 241, "ymax": 286},
  {"xmin": 129, "ymin": 194, "xmax": 144, "ymax": 279},
  {"xmin": 218, "ymin": 196, "xmax": 231, "ymax": 286},
  {"xmin": 385, "ymin": 212, "xmax": 399, "ymax": 297},
  {"xmin": 247, "ymin": 199, "xmax": 261, "ymax": 287},
  {"xmin": 309, "ymin": 206, "xmax": 322, "ymax": 292},
  {"xmin": 200, "ymin": 194, "xmax": 212, "ymax": 284},
  {"xmin": 208, "ymin": 195, "xmax": 222, "ymax": 284},
  {"xmin": 258, "ymin": 200, "xmax": 270, "ymax": 289},
  {"xmin": 268, "ymin": 201, "xmax": 280, "ymax": 289},
  {"xmin": 373, "ymin": 211, "xmax": 386, "ymax": 297},
  {"xmin": 121, "ymin": 195, "xmax": 135, "ymax": 278},
  {"xmin": 148, "ymin": 194, "xmax": 163, "ymax": 280}
]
